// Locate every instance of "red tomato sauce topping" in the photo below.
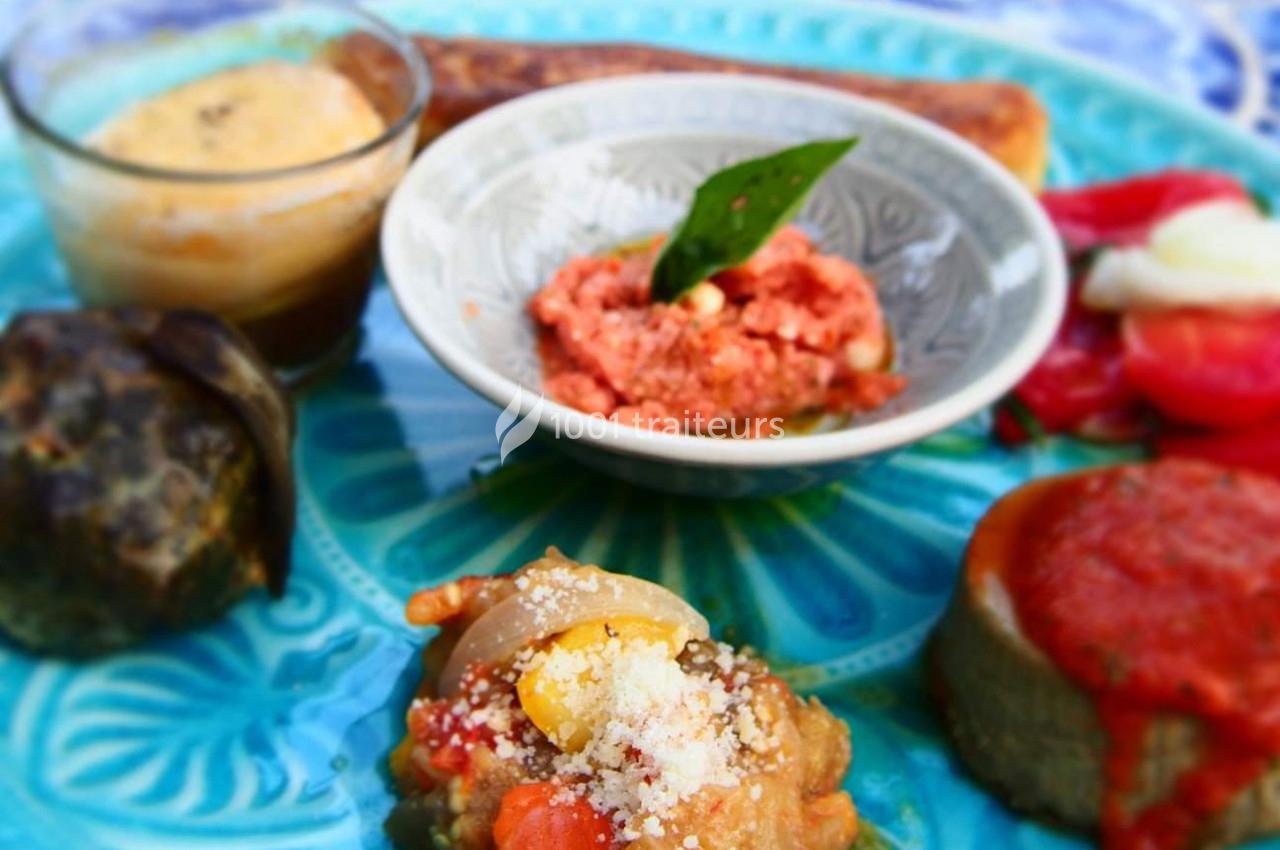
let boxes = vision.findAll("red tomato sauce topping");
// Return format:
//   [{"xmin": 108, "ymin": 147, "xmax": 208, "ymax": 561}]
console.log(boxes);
[
  {"xmin": 529, "ymin": 226, "xmax": 905, "ymax": 434},
  {"xmin": 1006, "ymin": 460, "xmax": 1280, "ymax": 850}
]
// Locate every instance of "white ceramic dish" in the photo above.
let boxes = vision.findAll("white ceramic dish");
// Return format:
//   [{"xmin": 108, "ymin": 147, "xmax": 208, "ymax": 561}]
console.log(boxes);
[{"xmin": 382, "ymin": 73, "xmax": 1068, "ymax": 496}]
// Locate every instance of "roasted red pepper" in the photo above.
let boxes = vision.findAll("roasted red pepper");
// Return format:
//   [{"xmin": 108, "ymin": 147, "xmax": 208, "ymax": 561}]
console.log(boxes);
[
  {"xmin": 998, "ymin": 171, "xmax": 1253, "ymax": 445},
  {"xmin": 1040, "ymin": 170, "xmax": 1249, "ymax": 252},
  {"xmin": 996, "ymin": 296, "xmax": 1146, "ymax": 444}
]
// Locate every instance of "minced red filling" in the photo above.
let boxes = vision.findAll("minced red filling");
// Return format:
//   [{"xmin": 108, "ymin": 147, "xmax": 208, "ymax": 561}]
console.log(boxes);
[{"xmin": 529, "ymin": 227, "xmax": 906, "ymax": 434}]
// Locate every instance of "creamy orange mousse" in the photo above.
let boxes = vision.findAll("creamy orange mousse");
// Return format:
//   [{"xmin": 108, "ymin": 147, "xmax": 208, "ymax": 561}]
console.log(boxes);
[
  {"xmin": 44, "ymin": 61, "xmax": 409, "ymax": 367},
  {"xmin": 530, "ymin": 226, "xmax": 905, "ymax": 434},
  {"xmin": 88, "ymin": 62, "xmax": 384, "ymax": 172}
]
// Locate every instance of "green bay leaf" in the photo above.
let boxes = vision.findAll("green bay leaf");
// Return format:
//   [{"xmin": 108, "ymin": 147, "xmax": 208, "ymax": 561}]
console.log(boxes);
[{"xmin": 650, "ymin": 137, "xmax": 859, "ymax": 302}]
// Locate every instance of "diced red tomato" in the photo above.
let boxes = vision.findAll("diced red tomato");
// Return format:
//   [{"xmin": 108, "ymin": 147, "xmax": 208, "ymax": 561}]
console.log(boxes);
[
  {"xmin": 427, "ymin": 745, "xmax": 469, "ymax": 776},
  {"xmin": 493, "ymin": 783, "xmax": 614, "ymax": 850},
  {"xmin": 404, "ymin": 664, "xmax": 522, "ymax": 784},
  {"xmin": 1040, "ymin": 171, "xmax": 1249, "ymax": 251},
  {"xmin": 404, "ymin": 701, "xmax": 480, "ymax": 780},
  {"xmin": 1156, "ymin": 424, "xmax": 1280, "ymax": 478},
  {"xmin": 1122, "ymin": 309, "xmax": 1280, "ymax": 429}
]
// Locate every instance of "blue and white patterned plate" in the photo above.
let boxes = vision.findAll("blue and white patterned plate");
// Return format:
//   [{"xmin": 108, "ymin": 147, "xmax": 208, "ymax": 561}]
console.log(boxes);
[
  {"xmin": 890, "ymin": 0, "xmax": 1273, "ymax": 131},
  {"xmin": 2, "ymin": 2, "xmax": 1280, "ymax": 849}
]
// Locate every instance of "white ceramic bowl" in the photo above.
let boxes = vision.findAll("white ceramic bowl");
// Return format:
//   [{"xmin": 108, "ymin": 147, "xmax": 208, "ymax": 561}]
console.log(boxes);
[{"xmin": 382, "ymin": 74, "xmax": 1067, "ymax": 497}]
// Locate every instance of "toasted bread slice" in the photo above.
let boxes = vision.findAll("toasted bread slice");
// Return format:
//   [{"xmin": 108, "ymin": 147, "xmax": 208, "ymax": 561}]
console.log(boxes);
[
  {"xmin": 930, "ymin": 475, "xmax": 1280, "ymax": 848},
  {"xmin": 330, "ymin": 35, "xmax": 1049, "ymax": 190}
]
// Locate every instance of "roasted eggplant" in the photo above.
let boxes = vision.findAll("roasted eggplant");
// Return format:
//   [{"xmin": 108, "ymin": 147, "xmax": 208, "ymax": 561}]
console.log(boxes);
[{"xmin": 0, "ymin": 307, "xmax": 295, "ymax": 655}]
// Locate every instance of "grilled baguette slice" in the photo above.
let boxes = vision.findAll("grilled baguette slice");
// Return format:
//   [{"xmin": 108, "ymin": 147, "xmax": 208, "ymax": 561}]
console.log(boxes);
[
  {"xmin": 331, "ymin": 34, "xmax": 1050, "ymax": 190},
  {"xmin": 930, "ymin": 475, "xmax": 1280, "ymax": 848}
]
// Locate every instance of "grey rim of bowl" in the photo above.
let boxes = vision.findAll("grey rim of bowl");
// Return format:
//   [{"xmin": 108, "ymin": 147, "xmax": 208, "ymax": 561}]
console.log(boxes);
[
  {"xmin": 384, "ymin": 73, "xmax": 1069, "ymax": 468},
  {"xmin": 0, "ymin": 0, "xmax": 431, "ymax": 184}
]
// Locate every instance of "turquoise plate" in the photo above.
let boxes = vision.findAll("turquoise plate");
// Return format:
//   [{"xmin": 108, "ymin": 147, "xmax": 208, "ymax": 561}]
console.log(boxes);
[{"xmin": 2, "ymin": 1, "xmax": 1279, "ymax": 848}]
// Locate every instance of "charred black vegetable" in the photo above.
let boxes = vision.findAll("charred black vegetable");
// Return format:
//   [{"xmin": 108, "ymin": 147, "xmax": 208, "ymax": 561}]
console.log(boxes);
[{"xmin": 0, "ymin": 307, "xmax": 295, "ymax": 655}]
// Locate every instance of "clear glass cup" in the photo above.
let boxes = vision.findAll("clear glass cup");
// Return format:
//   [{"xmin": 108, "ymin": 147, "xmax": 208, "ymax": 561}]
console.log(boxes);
[{"xmin": 1, "ymin": 0, "xmax": 430, "ymax": 379}]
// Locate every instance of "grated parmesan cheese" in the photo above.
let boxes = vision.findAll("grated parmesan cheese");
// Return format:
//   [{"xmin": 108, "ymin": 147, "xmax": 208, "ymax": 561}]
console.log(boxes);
[
  {"xmin": 408, "ymin": 558, "xmax": 791, "ymax": 849},
  {"xmin": 514, "ymin": 565, "xmax": 613, "ymax": 631},
  {"xmin": 514, "ymin": 634, "xmax": 774, "ymax": 843}
]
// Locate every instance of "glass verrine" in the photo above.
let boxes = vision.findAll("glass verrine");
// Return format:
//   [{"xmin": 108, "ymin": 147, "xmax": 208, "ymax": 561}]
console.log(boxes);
[{"xmin": 1, "ymin": 0, "xmax": 430, "ymax": 377}]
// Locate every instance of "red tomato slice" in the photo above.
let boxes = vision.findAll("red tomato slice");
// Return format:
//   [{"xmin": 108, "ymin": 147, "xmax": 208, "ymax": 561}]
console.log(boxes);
[
  {"xmin": 1123, "ymin": 309, "xmax": 1280, "ymax": 428},
  {"xmin": 1157, "ymin": 424, "xmax": 1280, "ymax": 478},
  {"xmin": 1041, "ymin": 171, "xmax": 1249, "ymax": 251},
  {"xmin": 493, "ymin": 783, "xmax": 614, "ymax": 850}
]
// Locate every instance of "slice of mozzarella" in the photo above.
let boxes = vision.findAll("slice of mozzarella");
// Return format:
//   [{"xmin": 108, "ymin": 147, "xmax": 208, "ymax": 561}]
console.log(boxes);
[{"xmin": 1082, "ymin": 200, "xmax": 1280, "ymax": 311}]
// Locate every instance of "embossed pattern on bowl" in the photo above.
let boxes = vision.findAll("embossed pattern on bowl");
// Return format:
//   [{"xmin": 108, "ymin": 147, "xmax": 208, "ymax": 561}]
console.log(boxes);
[{"xmin": 383, "ymin": 73, "xmax": 1067, "ymax": 494}]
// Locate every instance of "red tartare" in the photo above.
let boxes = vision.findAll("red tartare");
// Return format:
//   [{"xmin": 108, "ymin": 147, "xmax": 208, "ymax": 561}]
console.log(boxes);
[{"xmin": 529, "ymin": 226, "xmax": 905, "ymax": 435}]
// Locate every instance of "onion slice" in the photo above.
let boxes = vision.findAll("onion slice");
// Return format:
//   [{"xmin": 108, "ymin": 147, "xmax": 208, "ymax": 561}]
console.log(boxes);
[{"xmin": 438, "ymin": 569, "xmax": 710, "ymax": 696}]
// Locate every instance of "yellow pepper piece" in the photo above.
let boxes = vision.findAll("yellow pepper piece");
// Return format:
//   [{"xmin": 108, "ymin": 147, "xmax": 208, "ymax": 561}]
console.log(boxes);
[
  {"xmin": 388, "ymin": 733, "xmax": 416, "ymax": 791},
  {"xmin": 516, "ymin": 617, "xmax": 690, "ymax": 752}
]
